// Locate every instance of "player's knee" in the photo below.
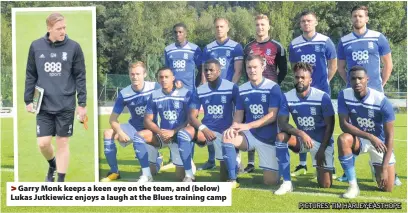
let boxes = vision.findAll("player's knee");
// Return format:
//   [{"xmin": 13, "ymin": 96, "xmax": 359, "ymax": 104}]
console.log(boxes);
[
  {"xmin": 104, "ymin": 129, "xmax": 114, "ymax": 139},
  {"xmin": 263, "ymin": 177, "xmax": 279, "ymax": 186},
  {"xmin": 37, "ymin": 140, "xmax": 51, "ymax": 149},
  {"xmin": 337, "ymin": 133, "xmax": 353, "ymax": 148},
  {"xmin": 381, "ymin": 185, "xmax": 393, "ymax": 192},
  {"xmin": 318, "ymin": 180, "xmax": 331, "ymax": 188},
  {"xmin": 183, "ymin": 126, "xmax": 195, "ymax": 138},
  {"xmin": 276, "ymin": 132, "xmax": 289, "ymax": 143}
]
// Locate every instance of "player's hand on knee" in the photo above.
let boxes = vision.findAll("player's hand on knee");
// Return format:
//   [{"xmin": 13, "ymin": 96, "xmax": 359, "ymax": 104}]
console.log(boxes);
[
  {"xmin": 378, "ymin": 167, "xmax": 388, "ymax": 190},
  {"xmin": 315, "ymin": 148, "xmax": 326, "ymax": 167},
  {"xmin": 118, "ymin": 131, "xmax": 130, "ymax": 143},
  {"xmin": 369, "ymin": 135, "xmax": 387, "ymax": 153},
  {"xmin": 300, "ymin": 133, "xmax": 313, "ymax": 149},
  {"xmin": 225, "ymin": 128, "xmax": 237, "ymax": 139},
  {"xmin": 202, "ymin": 128, "xmax": 216, "ymax": 142},
  {"xmin": 26, "ymin": 103, "xmax": 35, "ymax": 113}
]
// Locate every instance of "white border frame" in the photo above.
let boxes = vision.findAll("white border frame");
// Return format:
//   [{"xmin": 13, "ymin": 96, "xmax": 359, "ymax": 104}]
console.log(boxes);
[{"xmin": 12, "ymin": 6, "xmax": 98, "ymax": 182}]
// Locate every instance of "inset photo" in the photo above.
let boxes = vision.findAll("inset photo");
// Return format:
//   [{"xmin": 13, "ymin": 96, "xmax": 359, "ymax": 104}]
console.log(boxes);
[{"xmin": 12, "ymin": 7, "xmax": 97, "ymax": 182}]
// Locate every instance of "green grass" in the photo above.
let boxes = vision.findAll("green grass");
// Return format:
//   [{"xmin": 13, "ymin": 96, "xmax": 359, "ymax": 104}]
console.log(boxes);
[
  {"xmin": 14, "ymin": 10, "xmax": 95, "ymax": 182},
  {"xmin": 1, "ymin": 113, "xmax": 406, "ymax": 212}
]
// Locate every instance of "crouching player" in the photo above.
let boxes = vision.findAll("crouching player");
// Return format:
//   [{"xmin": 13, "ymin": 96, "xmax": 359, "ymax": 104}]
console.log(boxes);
[
  {"xmin": 135, "ymin": 67, "xmax": 194, "ymax": 182},
  {"xmin": 179, "ymin": 59, "xmax": 240, "ymax": 182},
  {"xmin": 222, "ymin": 55, "xmax": 282, "ymax": 188},
  {"xmin": 274, "ymin": 62, "xmax": 335, "ymax": 195},
  {"xmin": 101, "ymin": 61, "xmax": 161, "ymax": 182},
  {"xmin": 337, "ymin": 66, "xmax": 396, "ymax": 198}
]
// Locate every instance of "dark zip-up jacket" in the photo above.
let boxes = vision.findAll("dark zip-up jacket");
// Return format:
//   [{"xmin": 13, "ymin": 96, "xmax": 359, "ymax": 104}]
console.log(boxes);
[{"xmin": 24, "ymin": 33, "xmax": 86, "ymax": 112}]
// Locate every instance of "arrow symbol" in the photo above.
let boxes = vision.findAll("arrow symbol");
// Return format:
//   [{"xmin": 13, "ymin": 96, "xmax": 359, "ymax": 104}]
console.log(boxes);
[{"xmin": 11, "ymin": 186, "xmax": 16, "ymax": 191}]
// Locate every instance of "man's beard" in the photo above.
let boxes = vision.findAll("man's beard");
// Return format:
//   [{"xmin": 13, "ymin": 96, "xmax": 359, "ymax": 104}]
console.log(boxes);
[{"xmin": 295, "ymin": 82, "xmax": 309, "ymax": 93}]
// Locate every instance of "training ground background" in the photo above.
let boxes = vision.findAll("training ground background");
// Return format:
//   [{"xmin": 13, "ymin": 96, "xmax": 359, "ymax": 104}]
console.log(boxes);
[{"xmin": 1, "ymin": 112, "xmax": 406, "ymax": 212}]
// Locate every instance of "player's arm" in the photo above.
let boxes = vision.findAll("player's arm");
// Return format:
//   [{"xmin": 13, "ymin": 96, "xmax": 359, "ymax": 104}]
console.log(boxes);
[
  {"xmin": 326, "ymin": 38, "xmax": 338, "ymax": 81},
  {"xmin": 110, "ymin": 94, "xmax": 129, "ymax": 141},
  {"xmin": 278, "ymin": 115, "xmax": 305, "ymax": 137},
  {"xmin": 338, "ymin": 113, "xmax": 374, "ymax": 140},
  {"xmin": 24, "ymin": 43, "xmax": 38, "ymax": 111},
  {"xmin": 276, "ymin": 45, "xmax": 288, "ymax": 85},
  {"xmin": 232, "ymin": 44, "xmax": 244, "ymax": 84},
  {"xmin": 382, "ymin": 121, "xmax": 394, "ymax": 167},
  {"xmin": 320, "ymin": 94, "xmax": 335, "ymax": 149},
  {"xmin": 327, "ymin": 59, "xmax": 337, "ymax": 81},
  {"xmin": 72, "ymin": 44, "xmax": 87, "ymax": 106},
  {"xmin": 381, "ymin": 53, "xmax": 393, "ymax": 87},
  {"xmin": 337, "ymin": 41, "xmax": 347, "ymax": 83},
  {"xmin": 144, "ymin": 96, "xmax": 161, "ymax": 134}
]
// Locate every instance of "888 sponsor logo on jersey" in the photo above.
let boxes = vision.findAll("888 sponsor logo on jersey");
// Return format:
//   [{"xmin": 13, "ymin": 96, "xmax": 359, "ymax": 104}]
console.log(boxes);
[
  {"xmin": 217, "ymin": 57, "xmax": 227, "ymax": 68},
  {"xmin": 249, "ymin": 104, "xmax": 264, "ymax": 119},
  {"xmin": 173, "ymin": 60, "xmax": 186, "ymax": 71},
  {"xmin": 352, "ymin": 50, "xmax": 369, "ymax": 64},
  {"xmin": 207, "ymin": 105, "xmax": 224, "ymax": 119},
  {"xmin": 163, "ymin": 110, "xmax": 177, "ymax": 122},
  {"xmin": 44, "ymin": 62, "xmax": 62, "ymax": 76},
  {"xmin": 297, "ymin": 116, "xmax": 315, "ymax": 131},
  {"xmin": 134, "ymin": 106, "xmax": 146, "ymax": 117},
  {"xmin": 356, "ymin": 117, "xmax": 375, "ymax": 131},
  {"xmin": 300, "ymin": 54, "xmax": 316, "ymax": 65}
]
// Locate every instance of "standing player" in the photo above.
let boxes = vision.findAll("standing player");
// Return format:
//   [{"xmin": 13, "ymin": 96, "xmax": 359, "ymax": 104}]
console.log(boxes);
[
  {"xmin": 222, "ymin": 55, "xmax": 282, "ymax": 188},
  {"xmin": 100, "ymin": 62, "xmax": 161, "ymax": 182},
  {"xmin": 199, "ymin": 18, "xmax": 244, "ymax": 170},
  {"xmin": 274, "ymin": 62, "xmax": 335, "ymax": 195},
  {"xmin": 164, "ymin": 22, "xmax": 203, "ymax": 92},
  {"xmin": 242, "ymin": 14, "xmax": 287, "ymax": 173},
  {"xmin": 135, "ymin": 67, "xmax": 192, "ymax": 182},
  {"xmin": 288, "ymin": 11, "xmax": 337, "ymax": 177},
  {"xmin": 179, "ymin": 59, "xmax": 239, "ymax": 181},
  {"xmin": 337, "ymin": 5, "xmax": 393, "ymax": 93},
  {"xmin": 24, "ymin": 13, "xmax": 87, "ymax": 182},
  {"xmin": 337, "ymin": 66, "xmax": 396, "ymax": 198}
]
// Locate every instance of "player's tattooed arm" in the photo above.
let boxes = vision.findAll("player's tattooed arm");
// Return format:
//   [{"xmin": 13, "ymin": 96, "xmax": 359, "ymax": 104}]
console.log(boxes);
[
  {"xmin": 144, "ymin": 113, "xmax": 161, "ymax": 135},
  {"xmin": 320, "ymin": 115, "xmax": 335, "ymax": 150},
  {"xmin": 278, "ymin": 115, "xmax": 306, "ymax": 138}
]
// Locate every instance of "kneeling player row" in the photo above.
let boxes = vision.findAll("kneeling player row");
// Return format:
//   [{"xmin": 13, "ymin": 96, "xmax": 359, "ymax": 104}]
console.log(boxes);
[{"xmin": 101, "ymin": 57, "xmax": 396, "ymax": 200}]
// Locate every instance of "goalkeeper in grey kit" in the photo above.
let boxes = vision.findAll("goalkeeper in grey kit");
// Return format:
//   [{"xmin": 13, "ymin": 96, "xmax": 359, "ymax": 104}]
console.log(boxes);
[{"xmin": 24, "ymin": 13, "xmax": 87, "ymax": 182}]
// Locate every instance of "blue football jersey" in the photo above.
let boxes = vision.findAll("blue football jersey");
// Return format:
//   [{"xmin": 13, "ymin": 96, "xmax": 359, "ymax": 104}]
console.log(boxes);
[
  {"xmin": 113, "ymin": 81, "xmax": 160, "ymax": 131},
  {"xmin": 146, "ymin": 87, "xmax": 191, "ymax": 130},
  {"xmin": 202, "ymin": 38, "xmax": 244, "ymax": 81},
  {"xmin": 289, "ymin": 33, "xmax": 337, "ymax": 95},
  {"xmin": 338, "ymin": 29, "xmax": 391, "ymax": 92},
  {"xmin": 337, "ymin": 88, "xmax": 395, "ymax": 142},
  {"xmin": 236, "ymin": 78, "xmax": 282, "ymax": 145},
  {"xmin": 190, "ymin": 78, "xmax": 239, "ymax": 133},
  {"xmin": 164, "ymin": 42, "xmax": 202, "ymax": 92},
  {"xmin": 279, "ymin": 87, "xmax": 335, "ymax": 145}
]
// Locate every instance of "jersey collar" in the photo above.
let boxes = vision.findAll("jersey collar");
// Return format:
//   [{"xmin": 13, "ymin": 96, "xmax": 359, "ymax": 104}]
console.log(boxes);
[
  {"xmin": 216, "ymin": 38, "xmax": 230, "ymax": 46},
  {"xmin": 209, "ymin": 78, "xmax": 222, "ymax": 91},
  {"xmin": 175, "ymin": 41, "xmax": 189, "ymax": 48},
  {"xmin": 131, "ymin": 82, "xmax": 145, "ymax": 93},
  {"xmin": 296, "ymin": 87, "xmax": 313, "ymax": 100},
  {"xmin": 355, "ymin": 87, "xmax": 371, "ymax": 102},
  {"xmin": 162, "ymin": 86, "xmax": 176, "ymax": 96},
  {"xmin": 250, "ymin": 77, "xmax": 265, "ymax": 89},
  {"xmin": 352, "ymin": 28, "xmax": 369, "ymax": 38},
  {"xmin": 302, "ymin": 32, "xmax": 318, "ymax": 42}
]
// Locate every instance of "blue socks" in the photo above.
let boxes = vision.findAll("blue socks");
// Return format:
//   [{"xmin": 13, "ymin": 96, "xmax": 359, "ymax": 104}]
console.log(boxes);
[
  {"xmin": 222, "ymin": 143, "xmax": 237, "ymax": 180},
  {"xmin": 133, "ymin": 134, "xmax": 149, "ymax": 169},
  {"xmin": 207, "ymin": 144, "xmax": 215, "ymax": 164},
  {"xmin": 177, "ymin": 130, "xmax": 193, "ymax": 170},
  {"xmin": 104, "ymin": 138, "xmax": 118, "ymax": 173},
  {"xmin": 276, "ymin": 141, "xmax": 291, "ymax": 181},
  {"xmin": 339, "ymin": 154, "xmax": 356, "ymax": 183}
]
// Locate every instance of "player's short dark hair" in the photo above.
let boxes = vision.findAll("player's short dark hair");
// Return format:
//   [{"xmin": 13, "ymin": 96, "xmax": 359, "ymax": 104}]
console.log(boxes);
[
  {"xmin": 245, "ymin": 54, "xmax": 264, "ymax": 64},
  {"xmin": 300, "ymin": 10, "xmax": 317, "ymax": 19},
  {"xmin": 349, "ymin": 65, "xmax": 367, "ymax": 74},
  {"xmin": 204, "ymin": 59, "xmax": 221, "ymax": 70},
  {"xmin": 157, "ymin": 67, "xmax": 173, "ymax": 76},
  {"xmin": 351, "ymin": 5, "xmax": 369, "ymax": 16},
  {"xmin": 173, "ymin": 23, "xmax": 187, "ymax": 31},
  {"xmin": 293, "ymin": 62, "xmax": 313, "ymax": 75}
]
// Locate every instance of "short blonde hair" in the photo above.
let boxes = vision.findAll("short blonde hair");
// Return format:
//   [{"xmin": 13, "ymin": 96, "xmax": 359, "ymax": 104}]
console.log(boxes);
[
  {"xmin": 46, "ymin": 13, "xmax": 64, "ymax": 28},
  {"xmin": 255, "ymin": 14, "xmax": 269, "ymax": 22},
  {"xmin": 128, "ymin": 61, "xmax": 146, "ymax": 72},
  {"xmin": 214, "ymin": 17, "xmax": 229, "ymax": 26}
]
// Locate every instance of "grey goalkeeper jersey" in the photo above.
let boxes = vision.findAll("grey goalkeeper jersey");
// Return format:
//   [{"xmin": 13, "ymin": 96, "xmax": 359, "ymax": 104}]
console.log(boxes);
[{"xmin": 24, "ymin": 33, "xmax": 86, "ymax": 112}]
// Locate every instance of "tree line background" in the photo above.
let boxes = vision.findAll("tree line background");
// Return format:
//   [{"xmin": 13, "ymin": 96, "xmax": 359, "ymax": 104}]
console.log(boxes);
[{"xmin": 1, "ymin": 1, "xmax": 406, "ymax": 106}]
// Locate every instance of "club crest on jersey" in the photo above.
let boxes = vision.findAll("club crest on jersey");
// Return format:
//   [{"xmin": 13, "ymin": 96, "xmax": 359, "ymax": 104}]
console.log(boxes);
[
  {"xmin": 368, "ymin": 42, "xmax": 374, "ymax": 49},
  {"xmin": 221, "ymin": 96, "xmax": 226, "ymax": 103},
  {"xmin": 261, "ymin": 94, "xmax": 266, "ymax": 103},
  {"xmin": 174, "ymin": 101, "xmax": 180, "ymax": 109},
  {"xmin": 183, "ymin": 53, "xmax": 188, "ymax": 59},
  {"xmin": 226, "ymin": 50, "xmax": 231, "ymax": 57},
  {"xmin": 50, "ymin": 53, "xmax": 57, "ymax": 58},
  {"xmin": 315, "ymin": 45, "xmax": 320, "ymax": 52},
  {"xmin": 310, "ymin": 107, "xmax": 316, "ymax": 115},
  {"xmin": 62, "ymin": 52, "xmax": 67, "ymax": 61},
  {"xmin": 266, "ymin": 49, "xmax": 271, "ymax": 56},
  {"xmin": 368, "ymin": 109, "xmax": 374, "ymax": 118}
]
